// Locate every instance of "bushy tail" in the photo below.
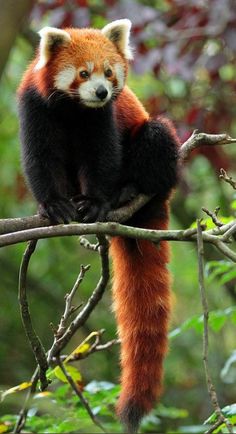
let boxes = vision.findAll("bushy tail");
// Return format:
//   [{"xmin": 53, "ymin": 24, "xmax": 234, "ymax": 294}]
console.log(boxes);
[{"xmin": 110, "ymin": 212, "xmax": 171, "ymax": 433}]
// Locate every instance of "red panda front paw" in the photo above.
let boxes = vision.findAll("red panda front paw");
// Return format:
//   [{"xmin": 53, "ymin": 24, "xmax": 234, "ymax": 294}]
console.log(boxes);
[
  {"xmin": 39, "ymin": 199, "xmax": 77, "ymax": 224},
  {"xmin": 75, "ymin": 197, "xmax": 110, "ymax": 223}
]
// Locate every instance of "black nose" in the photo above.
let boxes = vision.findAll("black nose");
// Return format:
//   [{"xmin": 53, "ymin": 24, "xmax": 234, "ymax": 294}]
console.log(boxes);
[{"xmin": 96, "ymin": 85, "xmax": 108, "ymax": 100}]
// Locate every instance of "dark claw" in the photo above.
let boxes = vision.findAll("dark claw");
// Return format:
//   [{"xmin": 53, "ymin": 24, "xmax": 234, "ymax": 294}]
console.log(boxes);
[
  {"xmin": 39, "ymin": 199, "xmax": 77, "ymax": 224},
  {"xmin": 82, "ymin": 205, "xmax": 100, "ymax": 223},
  {"xmin": 75, "ymin": 198, "xmax": 110, "ymax": 223}
]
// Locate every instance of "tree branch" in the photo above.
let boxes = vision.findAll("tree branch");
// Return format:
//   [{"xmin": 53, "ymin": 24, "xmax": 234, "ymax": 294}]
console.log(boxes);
[
  {"xmin": 58, "ymin": 329, "xmax": 120, "ymax": 362},
  {"xmin": 1, "ymin": 220, "xmax": 236, "ymax": 262},
  {"xmin": 219, "ymin": 168, "xmax": 236, "ymax": 190},
  {"xmin": 56, "ymin": 355, "xmax": 106, "ymax": 432},
  {"xmin": 13, "ymin": 367, "xmax": 39, "ymax": 434},
  {"xmin": 179, "ymin": 130, "xmax": 236, "ymax": 161},
  {"xmin": 48, "ymin": 235, "xmax": 109, "ymax": 361},
  {"xmin": 202, "ymin": 206, "xmax": 223, "ymax": 228},
  {"xmin": 13, "ymin": 237, "xmax": 110, "ymax": 434},
  {"xmin": 18, "ymin": 240, "xmax": 48, "ymax": 390},
  {"xmin": 197, "ymin": 221, "xmax": 233, "ymax": 434},
  {"xmin": 55, "ymin": 264, "xmax": 91, "ymax": 339}
]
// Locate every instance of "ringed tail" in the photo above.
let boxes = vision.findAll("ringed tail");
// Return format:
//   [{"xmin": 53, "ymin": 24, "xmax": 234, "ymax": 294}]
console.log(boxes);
[{"xmin": 110, "ymin": 206, "xmax": 171, "ymax": 433}]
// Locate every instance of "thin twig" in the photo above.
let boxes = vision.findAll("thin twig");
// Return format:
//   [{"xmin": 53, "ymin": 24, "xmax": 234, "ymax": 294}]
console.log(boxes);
[
  {"xmin": 219, "ymin": 168, "xmax": 236, "ymax": 190},
  {"xmin": 80, "ymin": 236, "xmax": 99, "ymax": 251},
  {"xmin": 13, "ymin": 367, "xmax": 39, "ymax": 434},
  {"xmin": 56, "ymin": 355, "xmax": 106, "ymax": 433},
  {"xmin": 56, "ymin": 264, "xmax": 91, "ymax": 339},
  {"xmin": 65, "ymin": 329, "xmax": 120, "ymax": 362},
  {"xmin": 48, "ymin": 236, "xmax": 109, "ymax": 361},
  {"xmin": 221, "ymin": 222, "xmax": 236, "ymax": 242},
  {"xmin": 202, "ymin": 207, "xmax": 223, "ymax": 228},
  {"xmin": 18, "ymin": 240, "xmax": 48, "ymax": 390},
  {"xmin": 197, "ymin": 221, "xmax": 233, "ymax": 434},
  {"xmin": 205, "ymin": 418, "xmax": 225, "ymax": 434}
]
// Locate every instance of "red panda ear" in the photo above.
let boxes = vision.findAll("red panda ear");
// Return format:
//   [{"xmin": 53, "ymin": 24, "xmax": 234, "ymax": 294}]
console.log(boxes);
[
  {"xmin": 35, "ymin": 27, "xmax": 71, "ymax": 70},
  {"xmin": 101, "ymin": 19, "xmax": 133, "ymax": 60}
]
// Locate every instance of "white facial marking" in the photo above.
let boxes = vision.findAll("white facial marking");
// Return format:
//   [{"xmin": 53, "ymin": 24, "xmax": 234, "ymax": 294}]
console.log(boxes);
[
  {"xmin": 86, "ymin": 61, "xmax": 94, "ymax": 73},
  {"xmin": 114, "ymin": 63, "xmax": 125, "ymax": 90},
  {"xmin": 54, "ymin": 66, "xmax": 76, "ymax": 91},
  {"xmin": 78, "ymin": 72, "xmax": 113, "ymax": 108},
  {"xmin": 104, "ymin": 60, "xmax": 111, "ymax": 69}
]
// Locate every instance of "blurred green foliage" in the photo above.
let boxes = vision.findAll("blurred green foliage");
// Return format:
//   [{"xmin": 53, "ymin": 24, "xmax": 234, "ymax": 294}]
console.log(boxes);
[{"xmin": 0, "ymin": 0, "xmax": 236, "ymax": 432}]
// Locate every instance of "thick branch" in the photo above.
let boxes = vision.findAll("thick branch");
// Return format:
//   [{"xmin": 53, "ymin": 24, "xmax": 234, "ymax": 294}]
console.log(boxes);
[
  {"xmin": 1, "ymin": 220, "xmax": 236, "ymax": 262},
  {"xmin": 179, "ymin": 130, "xmax": 236, "ymax": 161},
  {"xmin": 0, "ymin": 194, "xmax": 151, "ymax": 235}
]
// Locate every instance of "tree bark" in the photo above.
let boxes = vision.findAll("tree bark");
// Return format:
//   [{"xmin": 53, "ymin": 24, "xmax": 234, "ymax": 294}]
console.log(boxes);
[{"xmin": 0, "ymin": 0, "xmax": 35, "ymax": 80}]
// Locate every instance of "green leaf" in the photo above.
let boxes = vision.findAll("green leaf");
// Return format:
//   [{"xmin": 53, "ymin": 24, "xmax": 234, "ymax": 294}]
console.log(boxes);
[
  {"xmin": 170, "ymin": 307, "xmax": 236, "ymax": 338},
  {"xmin": 219, "ymin": 64, "xmax": 236, "ymax": 81},
  {"xmin": 205, "ymin": 260, "xmax": 233, "ymax": 284},
  {"xmin": 209, "ymin": 311, "xmax": 227, "ymax": 332},
  {"xmin": 205, "ymin": 403, "xmax": 236, "ymax": 426},
  {"xmin": 53, "ymin": 365, "xmax": 82, "ymax": 384},
  {"xmin": 65, "ymin": 331, "xmax": 102, "ymax": 362},
  {"xmin": 231, "ymin": 199, "xmax": 236, "ymax": 210},
  {"xmin": 169, "ymin": 315, "xmax": 204, "ymax": 339},
  {"xmin": 0, "ymin": 423, "xmax": 9, "ymax": 433},
  {"xmin": 157, "ymin": 403, "xmax": 188, "ymax": 419},
  {"xmin": 218, "ymin": 269, "xmax": 236, "ymax": 285},
  {"xmin": 191, "ymin": 217, "xmax": 233, "ymax": 231}
]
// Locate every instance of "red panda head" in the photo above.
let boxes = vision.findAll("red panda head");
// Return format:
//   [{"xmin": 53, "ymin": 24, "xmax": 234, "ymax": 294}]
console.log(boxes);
[{"xmin": 28, "ymin": 20, "xmax": 132, "ymax": 108}]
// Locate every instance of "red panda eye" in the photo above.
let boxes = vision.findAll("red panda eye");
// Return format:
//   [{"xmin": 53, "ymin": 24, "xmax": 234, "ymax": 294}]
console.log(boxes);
[
  {"xmin": 105, "ymin": 69, "xmax": 113, "ymax": 78},
  {"xmin": 80, "ymin": 70, "xmax": 89, "ymax": 79}
]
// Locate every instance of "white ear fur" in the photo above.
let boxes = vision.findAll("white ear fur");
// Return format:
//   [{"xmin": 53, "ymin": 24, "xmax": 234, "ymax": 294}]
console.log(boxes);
[
  {"xmin": 101, "ymin": 19, "xmax": 133, "ymax": 60},
  {"xmin": 35, "ymin": 27, "xmax": 71, "ymax": 70}
]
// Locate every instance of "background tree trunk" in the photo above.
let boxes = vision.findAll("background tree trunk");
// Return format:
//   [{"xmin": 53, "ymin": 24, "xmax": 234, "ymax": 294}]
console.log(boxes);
[{"xmin": 0, "ymin": 0, "xmax": 35, "ymax": 80}]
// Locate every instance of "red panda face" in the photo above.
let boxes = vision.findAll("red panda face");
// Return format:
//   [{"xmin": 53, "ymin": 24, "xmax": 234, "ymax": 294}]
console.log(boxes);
[
  {"xmin": 53, "ymin": 54, "xmax": 126, "ymax": 108},
  {"xmin": 32, "ymin": 20, "xmax": 132, "ymax": 108}
]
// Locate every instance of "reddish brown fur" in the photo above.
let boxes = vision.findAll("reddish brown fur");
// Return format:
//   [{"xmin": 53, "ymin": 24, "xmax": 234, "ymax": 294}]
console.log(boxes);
[
  {"xmin": 110, "ymin": 204, "xmax": 172, "ymax": 429},
  {"xmin": 18, "ymin": 28, "xmax": 128, "ymax": 97},
  {"xmin": 18, "ymin": 28, "xmax": 148, "ymax": 135},
  {"xmin": 115, "ymin": 86, "xmax": 149, "ymax": 133}
]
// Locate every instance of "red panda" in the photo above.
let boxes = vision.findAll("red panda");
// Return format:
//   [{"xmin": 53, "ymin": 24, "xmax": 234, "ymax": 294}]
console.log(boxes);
[{"xmin": 18, "ymin": 19, "xmax": 180, "ymax": 433}]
